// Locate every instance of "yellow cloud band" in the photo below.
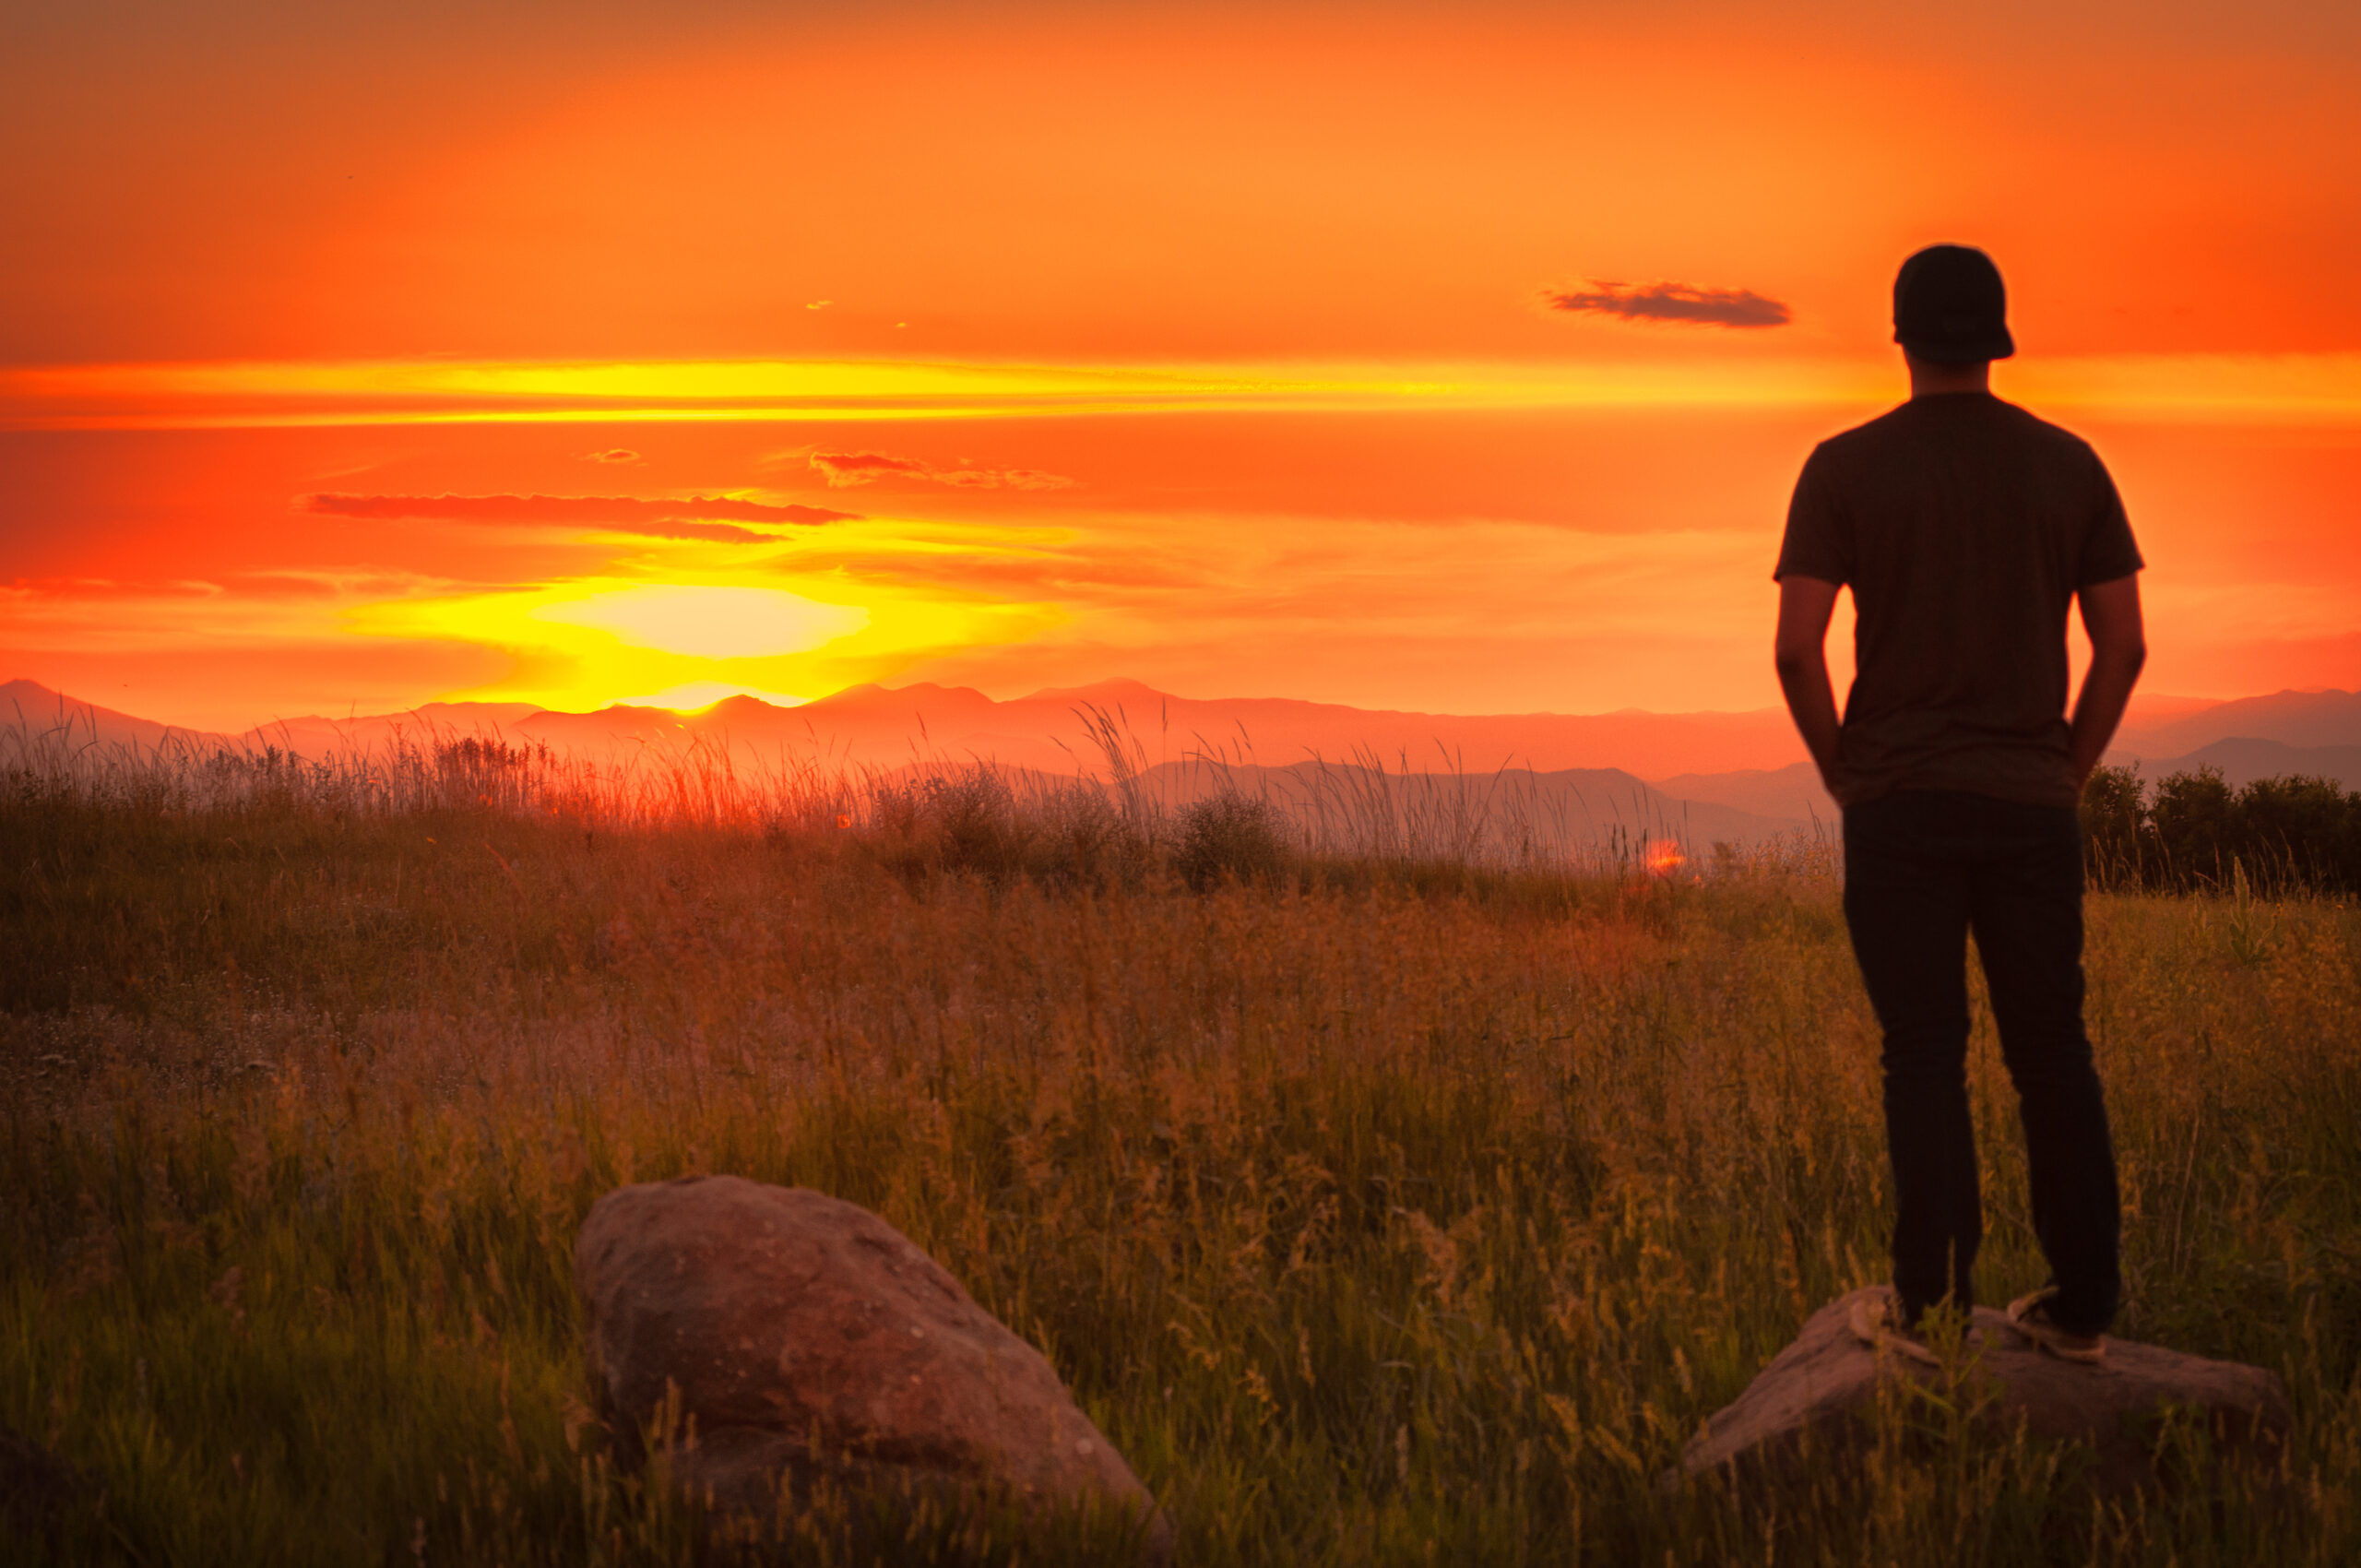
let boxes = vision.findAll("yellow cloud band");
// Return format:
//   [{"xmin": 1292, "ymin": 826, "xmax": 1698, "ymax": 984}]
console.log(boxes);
[{"xmin": 8, "ymin": 353, "xmax": 2359, "ymax": 430}]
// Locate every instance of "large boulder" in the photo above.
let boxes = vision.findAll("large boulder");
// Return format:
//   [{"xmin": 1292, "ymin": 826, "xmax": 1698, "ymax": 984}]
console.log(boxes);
[
  {"xmin": 575, "ymin": 1176, "xmax": 1168, "ymax": 1556},
  {"xmin": 1668, "ymin": 1287, "xmax": 2292, "ymax": 1498}
]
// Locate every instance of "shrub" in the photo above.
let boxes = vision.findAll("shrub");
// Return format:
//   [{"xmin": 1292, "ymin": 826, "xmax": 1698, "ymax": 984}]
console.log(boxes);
[
  {"xmin": 2080, "ymin": 764, "xmax": 2148, "ymax": 887},
  {"xmin": 866, "ymin": 765, "xmax": 1030, "ymax": 887},
  {"xmin": 2239, "ymin": 774, "xmax": 2361, "ymax": 887},
  {"xmin": 1174, "ymin": 790, "xmax": 1289, "ymax": 890},
  {"xmin": 2081, "ymin": 765, "xmax": 2361, "ymax": 893},
  {"xmin": 1028, "ymin": 779, "xmax": 1151, "ymax": 892},
  {"xmin": 2148, "ymin": 766, "xmax": 2238, "ymax": 884}
]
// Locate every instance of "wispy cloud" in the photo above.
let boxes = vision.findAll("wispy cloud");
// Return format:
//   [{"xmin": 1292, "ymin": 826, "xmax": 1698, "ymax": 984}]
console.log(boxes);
[
  {"xmin": 584, "ymin": 448, "xmax": 642, "ymax": 464},
  {"xmin": 305, "ymin": 493, "xmax": 860, "ymax": 543},
  {"xmin": 809, "ymin": 450, "xmax": 1075, "ymax": 491},
  {"xmin": 1542, "ymin": 280, "xmax": 1791, "ymax": 328},
  {"xmin": 0, "ymin": 568, "xmax": 458, "ymax": 652},
  {"xmin": 12, "ymin": 354, "xmax": 2357, "ymax": 433},
  {"xmin": 806, "ymin": 452, "xmax": 927, "ymax": 485}
]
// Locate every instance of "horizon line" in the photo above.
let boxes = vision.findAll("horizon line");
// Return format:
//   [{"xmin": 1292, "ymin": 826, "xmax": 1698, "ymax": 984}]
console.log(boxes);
[
  {"xmin": 6, "ymin": 351, "xmax": 2361, "ymax": 431},
  {"xmin": 3, "ymin": 671, "xmax": 2325, "ymax": 738}
]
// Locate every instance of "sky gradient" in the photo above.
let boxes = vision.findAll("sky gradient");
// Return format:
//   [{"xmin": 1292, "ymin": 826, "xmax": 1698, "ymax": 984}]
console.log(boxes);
[{"xmin": 6, "ymin": 0, "xmax": 2358, "ymax": 730}]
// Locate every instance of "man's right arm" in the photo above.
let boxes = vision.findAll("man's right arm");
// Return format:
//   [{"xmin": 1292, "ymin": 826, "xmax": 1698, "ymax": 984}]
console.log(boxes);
[
  {"xmin": 1774, "ymin": 574, "xmax": 1848, "ymax": 802},
  {"xmin": 2068, "ymin": 573, "xmax": 2146, "ymax": 790}
]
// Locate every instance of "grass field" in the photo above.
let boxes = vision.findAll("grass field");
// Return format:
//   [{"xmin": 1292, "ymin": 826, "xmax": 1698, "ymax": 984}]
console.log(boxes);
[{"xmin": 2, "ymin": 736, "xmax": 2356, "ymax": 1564}]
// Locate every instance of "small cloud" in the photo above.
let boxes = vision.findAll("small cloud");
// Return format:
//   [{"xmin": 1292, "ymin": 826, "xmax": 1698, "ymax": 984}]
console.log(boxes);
[
  {"xmin": 585, "ymin": 448, "xmax": 642, "ymax": 464},
  {"xmin": 304, "ymin": 492, "xmax": 861, "ymax": 540},
  {"xmin": 947, "ymin": 468, "xmax": 1075, "ymax": 492},
  {"xmin": 809, "ymin": 452, "xmax": 930, "ymax": 486},
  {"xmin": 809, "ymin": 450, "xmax": 1075, "ymax": 492},
  {"xmin": 624, "ymin": 520, "xmax": 775, "ymax": 543},
  {"xmin": 1541, "ymin": 279, "xmax": 1791, "ymax": 328},
  {"xmin": 805, "ymin": 299, "xmax": 833, "ymax": 311}
]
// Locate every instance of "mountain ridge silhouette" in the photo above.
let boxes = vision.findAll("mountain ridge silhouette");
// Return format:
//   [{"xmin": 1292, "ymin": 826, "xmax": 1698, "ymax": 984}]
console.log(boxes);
[{"xmin": 9, "ymin": 679, "xmax": 2355, "ymax": 822}]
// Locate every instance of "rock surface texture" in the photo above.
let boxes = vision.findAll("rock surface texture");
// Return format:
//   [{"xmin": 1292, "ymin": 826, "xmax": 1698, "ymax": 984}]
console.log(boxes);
[
  {"xmin": 1671, "ymin": 1287, "xmax": 2292, "ymax": 1497},
  {"xmin": 575, "ymin": 1176, "xmax": 1166, "ymax": 1554}
]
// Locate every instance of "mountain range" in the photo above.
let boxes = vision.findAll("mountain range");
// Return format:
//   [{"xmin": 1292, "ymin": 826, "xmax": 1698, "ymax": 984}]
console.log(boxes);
[{"xmin": 7, "ymin": 678, "xmax": 2358, "ymax": 844}]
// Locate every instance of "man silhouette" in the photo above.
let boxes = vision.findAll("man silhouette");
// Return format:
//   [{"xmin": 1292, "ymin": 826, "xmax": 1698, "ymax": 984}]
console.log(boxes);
[{"xmin": 1773, "ymin": 244, "xmax": 2146, "ymax": 1363}]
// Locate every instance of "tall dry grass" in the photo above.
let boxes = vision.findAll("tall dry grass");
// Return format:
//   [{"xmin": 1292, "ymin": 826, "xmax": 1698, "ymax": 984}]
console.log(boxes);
[{"xmin": 0, "ymin": 725, "xmax": 2355, "ymax": 1564}]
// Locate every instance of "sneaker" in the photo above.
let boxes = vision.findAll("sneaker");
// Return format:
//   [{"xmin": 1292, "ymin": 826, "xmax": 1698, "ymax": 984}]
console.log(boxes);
[
  {"xmin": 2005, "ymin": 1287, "xmax": 2106, "ymax": 1364},
  {"xmin": 1847, "ymin": 1288, "xmax": 1940, "ymax": 1366}
]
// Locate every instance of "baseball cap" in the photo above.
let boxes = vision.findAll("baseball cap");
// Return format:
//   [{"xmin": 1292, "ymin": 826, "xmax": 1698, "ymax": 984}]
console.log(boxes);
[{"xmin": 1892, "ymin": 244, "xmax": 2014, "ymax": 362}]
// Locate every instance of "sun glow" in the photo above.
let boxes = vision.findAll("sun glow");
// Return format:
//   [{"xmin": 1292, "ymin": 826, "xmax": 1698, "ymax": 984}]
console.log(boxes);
[
  {"xmin": 343, "ymin": 565, "xmax": 1066, "ymax": 715},
  {"xmin": 1644, "ymin": 838, "xmax": 1688, "ymax": 877},
  {"xmin": 530, "ymin": 585, "xmax": 868, "ymax": 660}
]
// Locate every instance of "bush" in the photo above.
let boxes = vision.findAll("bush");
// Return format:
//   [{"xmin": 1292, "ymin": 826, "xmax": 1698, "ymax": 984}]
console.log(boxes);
[
  {"xmin": 866, "ymin": 765, "xmax": 1030, "ymax": 887},
  {"xmin": 1174, "ymin": 790, "xmax": 1289, "ymax": 890},
  {"xmin": 2239, "ymin": 774, "xmax": 2361, "ymax": 886},
  {"xmin": 1030, "ymin": 780, "xmax": 1153, "ymax": 893},
  {"xmin": 2080, "ymin": 763, "xmax": 2147, "ymax": 885},
  {"xmin": 2081, "ymin": 765, "xmax": 2361, "ymax": 893},
  {"xmin": 2148, "ymin": 767, "xmax": 2238, "ymax": 882}
]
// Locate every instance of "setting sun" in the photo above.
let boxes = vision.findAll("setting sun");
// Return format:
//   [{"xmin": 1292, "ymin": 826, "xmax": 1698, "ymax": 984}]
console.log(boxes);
[{"xmin": 530, "ymin": 586, "xmax": 869, "ymax": 663}]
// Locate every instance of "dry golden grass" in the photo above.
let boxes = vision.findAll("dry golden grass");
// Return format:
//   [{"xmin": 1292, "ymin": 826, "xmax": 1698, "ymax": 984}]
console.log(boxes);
[{"xmin": 1, "ymin": 731, "xmax": 2355, "ymax": 1563}]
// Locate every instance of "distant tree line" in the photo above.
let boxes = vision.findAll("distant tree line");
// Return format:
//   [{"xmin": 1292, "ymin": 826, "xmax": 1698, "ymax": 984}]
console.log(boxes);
[{"xmin": 2082, "ymin": 765, "xmax": 2361, "ymax": 894}]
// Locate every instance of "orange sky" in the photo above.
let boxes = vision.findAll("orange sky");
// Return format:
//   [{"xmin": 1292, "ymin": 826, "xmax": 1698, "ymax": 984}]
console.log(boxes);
[{"xmin": 5, "ymin": 0, "xmax": 2357, "ymax": 731}]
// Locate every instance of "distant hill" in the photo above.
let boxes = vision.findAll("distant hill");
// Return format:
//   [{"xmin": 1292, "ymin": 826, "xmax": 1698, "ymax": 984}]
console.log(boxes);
[
  {"xmin": 1649, "ymin": 733, "xmax": 2361, "ymax": 820},
  {"xmin": 1647, "ymin": 761, "xmax": 1838, "ymax": 826},
  {"xmin": 1, "ymin": 679, "xmax": 220, "ymax": 754},
  {"xmin": 1130, "ymin": 759, "xmax": 1818, "ymax": 850},
  {"xmin": 1, "ymin": 679, "xmax": 548, "ymax": 762},
  {"xmin": 2112, "ymin": 688, "xmax": 2361, "ymax": 757},
  {"xmin": 9, "ymin": 676, "xmax": 2356, "ymax": 837},
  {"xmin": 506, "ymin": 678, "xmax": 1815, "ymax": 779},
  {"xmin": 243, "ymin": 703, "xmax": 546, "ymax": 759},
  {"xmin": 2115, "ymin": 738, "xmax": 2361, "ymax": 792}
]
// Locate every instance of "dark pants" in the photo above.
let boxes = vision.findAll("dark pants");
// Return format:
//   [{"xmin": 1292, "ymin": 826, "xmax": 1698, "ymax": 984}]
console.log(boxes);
[{"xmin": 1842, "ymin": 790, "xmax": 2120, "ymax": 1336}]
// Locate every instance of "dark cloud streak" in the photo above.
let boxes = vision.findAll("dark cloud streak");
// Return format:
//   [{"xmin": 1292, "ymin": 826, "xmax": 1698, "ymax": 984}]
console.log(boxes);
[
  {"xmin": 611, "ymin": 519, "xmax": 775, "ymax": 543},
  {"xmin": 1542, "ymin": 280, "xmax": 1790, "ymax": 328},
  {"xmin": 810, "ymin": 452, "xmax": 930, "ymax": 484},
  {"xmin": 305, "ymin": 493, "xmax": 861, "ymax": 538},
  {"xmin": 810, "ymin": 450, "xmax": 1074, "ymax": 491}
]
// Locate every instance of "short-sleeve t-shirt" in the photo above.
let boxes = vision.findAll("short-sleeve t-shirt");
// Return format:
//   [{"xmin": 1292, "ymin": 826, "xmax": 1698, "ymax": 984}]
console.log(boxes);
[{"xmin": 1774, "ymin": 392, "xmax": 2143, "ymax": 809}]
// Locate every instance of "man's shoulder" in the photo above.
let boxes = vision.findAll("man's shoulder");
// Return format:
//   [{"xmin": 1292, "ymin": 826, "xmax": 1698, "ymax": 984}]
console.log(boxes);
[
  {"xmin": 1811, "ymin": 395, "xmax": 2103, "ymax": 469},
  {"xmin": 1976, "ymin": 394, "xmax": 2101, "ymax": 453},
  {"xmin": 1808, "ymin": 402, "xmax": 1914, "ymax": 463}
]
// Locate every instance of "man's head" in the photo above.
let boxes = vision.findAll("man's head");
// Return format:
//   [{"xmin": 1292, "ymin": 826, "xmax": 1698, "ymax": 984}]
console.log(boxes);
[{"xmin": 1893, "ymin": 244, "xmax": 2013, "ymax": 364}]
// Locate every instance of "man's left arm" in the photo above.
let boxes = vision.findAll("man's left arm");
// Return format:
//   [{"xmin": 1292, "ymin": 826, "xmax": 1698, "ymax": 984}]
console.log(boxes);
[
  {"xmin": 1774, "ymin": 574, "xmax": 1849, "ymax": 800},
  {"xmin": 2068, "ymin": 573, "xmax": 2146, "ymax": 790}
]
